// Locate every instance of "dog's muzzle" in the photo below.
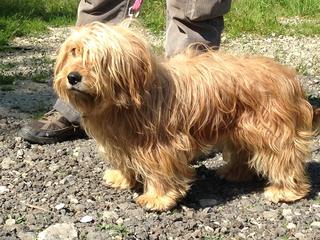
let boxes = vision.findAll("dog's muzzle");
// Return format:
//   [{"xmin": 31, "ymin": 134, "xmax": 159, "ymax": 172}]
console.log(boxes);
[{"xmin": 67, "ymin": 72, "xmax": 82, "ymax": 86}]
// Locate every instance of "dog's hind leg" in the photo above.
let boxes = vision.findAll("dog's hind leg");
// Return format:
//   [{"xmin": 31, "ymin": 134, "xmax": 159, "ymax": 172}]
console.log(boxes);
[
  {"xmin": 216, "ymin": 139, "xmax": 257, "ymax": 182},
  {"xmin": 259, "ymin": 136, "xmax": 311, "ymax": 203},
  {"xmin": 255, "ymin": 143, "xmax": 311, "ymax": 203},
  {"xmin": 235, "ymin": 112, "xmax": 312, "ymax": 203}
]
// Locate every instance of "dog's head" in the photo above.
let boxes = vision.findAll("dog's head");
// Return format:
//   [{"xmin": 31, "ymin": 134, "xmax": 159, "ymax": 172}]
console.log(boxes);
[{"xmin": 54, "ymin": 22, "xmax": 154, "ymax": 114}]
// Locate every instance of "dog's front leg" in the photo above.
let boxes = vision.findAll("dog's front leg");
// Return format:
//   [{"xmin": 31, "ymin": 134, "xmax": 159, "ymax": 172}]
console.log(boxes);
[
  {"xmin": 103, "ymin": 168, "xmax": 136, "ymax": 190},
  {"xmin": 134, "ymin": 149, "xmax": 195, "ymax": 211},
  {"xmin": 136, "ymin": 180, "xmax": 182, "ymax": 211},
  {"xmin": 100, "ymin": 145, "xmax": 137, "ymax": 190}
]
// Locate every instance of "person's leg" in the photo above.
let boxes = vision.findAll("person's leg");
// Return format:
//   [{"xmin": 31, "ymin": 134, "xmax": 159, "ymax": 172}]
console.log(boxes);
[
  {"xmin": 165, "ymin": 0, "xmax": 231, "ymax": 56},
  {"xmin": 76, "ymin": 0, "xmax": 131, "ymax": 26},
  {"xmin": 20, "ymin": 0, "xmax": 131, "ymax": 144}
]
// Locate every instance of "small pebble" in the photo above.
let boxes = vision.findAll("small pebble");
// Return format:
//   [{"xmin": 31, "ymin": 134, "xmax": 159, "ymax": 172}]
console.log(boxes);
[
  {"xmin": 0, "ymin": 186, "xmax": 9, "ymax": 194},
  {"xmin": 5, "ymin": 218, "xmax": 16, "ymax": 226},
  {"xmin": 116, "ymin": 218, "xmax": 124, "ymax": 225},
  {"xmin": 311, "ymin": 221, "xmax": 320, "ymax": 229},
  {"xmin": 55, "ymin": 203, "xmax": 65, "ymax": 210},
  {"xmin": 287, "ymin": 223, "xmax": 296, "ymax": 229},
  {"xmin": 17, "ymin": 149, "xmax": 24, "ymax": 158},
  {"xmin": 80, "ymin": 215, "xmax": 94, "ymax": 223}
]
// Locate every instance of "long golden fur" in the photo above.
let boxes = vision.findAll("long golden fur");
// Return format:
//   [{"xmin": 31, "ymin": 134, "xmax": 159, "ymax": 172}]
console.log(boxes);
[{"xmin": 54, "ymin": 22, "xmax": 315, "ymax": 211}]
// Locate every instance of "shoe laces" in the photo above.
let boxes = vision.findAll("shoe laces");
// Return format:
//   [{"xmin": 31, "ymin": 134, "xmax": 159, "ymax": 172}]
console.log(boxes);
[{"xmin": 39, "ymin": 109, "xmax": 68, "ymax": 129}]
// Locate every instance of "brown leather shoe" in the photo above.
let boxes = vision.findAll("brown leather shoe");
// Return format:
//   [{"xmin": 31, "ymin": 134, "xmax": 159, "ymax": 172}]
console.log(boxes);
[{"xmin": 19, "ymin": 109, "xmax": 87, "ymax": 144}]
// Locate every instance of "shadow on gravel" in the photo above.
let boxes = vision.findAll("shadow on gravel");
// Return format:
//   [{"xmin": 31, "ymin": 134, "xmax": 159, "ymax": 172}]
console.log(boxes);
[
  {"xmin": 0, "ymin": 87, "xmax": 55, "ymax": 118},
  {"xmin": 181, "ymin": 154, "xmax": 320, "ymax": 210},
  {"xmin": 309, "ymin": 96, "xmax": 320, "ymax": 108},
  {"xmin": 307, "ymin": 161, "xmax": 320, "ymax": 200},
  {"xmin": 182, "ymin": 167, "xmax": 265, "ymax": 210}
]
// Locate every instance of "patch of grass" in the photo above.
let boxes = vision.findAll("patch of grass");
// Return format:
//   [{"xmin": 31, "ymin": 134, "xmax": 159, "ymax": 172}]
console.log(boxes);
[
  {"xmin": 32, "ymin": 101, "xmax": 49, "ymax": 119},
  {"xmin": 225, "ymin": 0, "xmax": 320, "ymax": 37},
  {"xmin": 139, "ymin": 0, "xmax": 166, "ymax": 35},
  {"xmin": 33, "ymin": 111, "xmax": 46, "ymax": 120},
  {"xmin": 0, "ymin": 75, "xmax": 15, "ymax": 85},
  {"xmin": 296, "ymin": 63, "xmax": 308, "ymax": 76},
  {"xmin": 31, "ymin": 73, "xmax": 51, "ymax": 84},
  {"xmin": 16, "ymin": 216, "xmax": 26, "ymax": 224},
  {"xmin": 0, "ymin": 85, "xmax": 15, "ymax": 91},
  {"xmin": 140, "ymin": 0, "xmax": 320, "ymax": 37},
  {"xmin": 152, "ymin": 45, "xmax": 165, "ymax": 55},
  {"xmin": 204, "ymin": 236, "xmax": 222, "ymax": 240},
  {"xmin": 280, "ymin": 236, "xmax": 290, "ymax": 240},
  {"xmin": 0, "ymin": 0, "xmax": 78, "ymax": 46},
  {"xmin": 0, "ymin": 70, "xmax": 51, "ymax": 85},
  {"xmin": 314, "ymin": 196, "xmax": 320, "ymax": 204},
  {"xmin": 100, "ymin": 223, "xmax": 130, "ymax": 236},
  {"xmin": 1, "ymin": 0, "xmax": 319, "ymax": 48},
  {"xmin": 0, "ymin": 62, "xmax": 16, "ymax": 70}
]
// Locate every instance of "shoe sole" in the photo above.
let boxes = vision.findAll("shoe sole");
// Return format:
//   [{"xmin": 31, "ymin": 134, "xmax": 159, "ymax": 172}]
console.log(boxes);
[{"xmin": 19, "ymin": 128, "xmax": 87, "ymax": 145}]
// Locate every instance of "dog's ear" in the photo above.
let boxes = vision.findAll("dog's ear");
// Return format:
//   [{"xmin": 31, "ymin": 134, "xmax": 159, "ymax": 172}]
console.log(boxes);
[
  {"xmin": 108, "ymin": 28, "xmax": 154, "ymax": 108},
  {"xmin": 54, "ymin": 43, "xmax": 68, "ymax": 77},
  {"xmin": 54, "ymin": 27, "xmax": 81, "ymax": 77}
]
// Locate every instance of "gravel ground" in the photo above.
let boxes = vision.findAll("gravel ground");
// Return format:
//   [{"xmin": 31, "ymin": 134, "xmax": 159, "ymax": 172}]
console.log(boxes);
[{"xmin": 1, "ymin": 27, "xmax": 320, "ymax": 240}]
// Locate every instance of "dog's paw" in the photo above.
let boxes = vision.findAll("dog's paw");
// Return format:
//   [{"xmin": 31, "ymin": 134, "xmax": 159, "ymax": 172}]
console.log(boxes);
[
  {"xmin": 264, "ymin": 185, "xmax": 307, "ymax": 203},
  {"xmin": 103, "ymin": 169, "xmax": 135, "ymax": 189},
  {"xmin": 135, "ymin": 194, "xmax": 176, "ymax": 211}
]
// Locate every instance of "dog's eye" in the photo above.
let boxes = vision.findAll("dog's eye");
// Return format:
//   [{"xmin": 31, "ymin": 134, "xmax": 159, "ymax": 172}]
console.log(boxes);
[{"xmin": 71, "ymin": 48, "xmax": 76, "ymax": 57}]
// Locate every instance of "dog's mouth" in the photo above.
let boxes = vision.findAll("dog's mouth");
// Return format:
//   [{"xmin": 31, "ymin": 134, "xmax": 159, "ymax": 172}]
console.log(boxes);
[{"xmin": 68, "ymin": 87, "xmax": 93, "ymax": 99}]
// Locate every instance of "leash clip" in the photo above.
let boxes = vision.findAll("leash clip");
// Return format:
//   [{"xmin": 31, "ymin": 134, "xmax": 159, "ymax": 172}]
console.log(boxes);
[{"xmin": 128, "ymin": 6, "xmax": 140, "ymax": 18}]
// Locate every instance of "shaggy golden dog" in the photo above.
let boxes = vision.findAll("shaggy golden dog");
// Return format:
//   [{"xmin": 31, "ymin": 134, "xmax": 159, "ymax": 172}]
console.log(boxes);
[{"xmin": 54, "ymin": 22, "xmax": 315, "ymax": 211}]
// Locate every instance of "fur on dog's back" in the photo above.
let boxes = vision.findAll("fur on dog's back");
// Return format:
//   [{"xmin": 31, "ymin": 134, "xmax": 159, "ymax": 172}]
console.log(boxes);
[{"xmin": 150, "ymin": 49, "xmax": 313, "ymax": 152}]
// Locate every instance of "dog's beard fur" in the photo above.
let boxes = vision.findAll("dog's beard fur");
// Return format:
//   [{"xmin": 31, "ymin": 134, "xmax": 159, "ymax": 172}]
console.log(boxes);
[{"xmin": 54, "ymin": 22, "xmax": 315, "ymax": 211}]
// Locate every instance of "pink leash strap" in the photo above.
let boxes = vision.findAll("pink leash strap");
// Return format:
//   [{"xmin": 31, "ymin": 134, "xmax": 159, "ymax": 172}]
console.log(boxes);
[
  {"xmin": 128, "ymin": 0, "xmax": 143, "ymax": 18},
  {"xmin": 131, "ymin": 0, "xmax": 144, "ymax": 12}
]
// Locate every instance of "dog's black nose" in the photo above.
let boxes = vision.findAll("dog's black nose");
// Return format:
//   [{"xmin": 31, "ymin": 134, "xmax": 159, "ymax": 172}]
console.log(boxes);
[{"xmin": 67, "ymin": 72, "xmax": 82, "ymax": 85}]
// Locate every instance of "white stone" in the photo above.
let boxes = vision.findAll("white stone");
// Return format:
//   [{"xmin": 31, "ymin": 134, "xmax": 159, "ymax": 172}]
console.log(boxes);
[
  {"xmin": 311, "ymin": 221, "xmax": 320, "ymax": 229},
  {"xmin": 282, "ymin": 208, "xmax": 292, "ymax": 216},
  {"xmin": 5, "ymin": 218, "xmax": 16, "ymax": 226},
  {"xmin": 0, "ymin": 186, "xmax": 9, "ymax": 194},
  {"xmin": 17, "ymin": 149, "xmax": 24, "ymax": 158},
  {"xmin": 263, "ymin": 210, "xmax": 278, "ymax": 220},
  {"xmin": 238, "ymin": 233, "xmax": 246, "ymax": 239},
  {"xmin": 1, "ymin": 157, "xmax": 15, "ymax": 170},
  {"xmin": 49, "ymin": 164, "xmax": 59, "ymax": 172},
  {"xmin": 294, "ymin": 232, "xmax": 305, "ymax": 239},
  {"xmin": 204, "ymin": 226, "xmax": 214, "ymax": 232},
  {"xmin": 116, "ymin": 218, "xmax": 124, "ymax": 225},
  {"xmin": 80, "ymin": 216, "xmax": 94, "ymax": 223},
  {"xmin": 38, "ymin": 223, "xmax": 78, "ymax": 240},
  {"xmin": 287, "ymin": 223, "xmax": 296, "ymax": 229},
  {"xmin": 55, "ymin": 203, "xmax": 65, "ymax": 210},
  {"xmin": 67, "ymin": 195, "xmax": 79, "ymax": 204},
  {"xmin": 14, "ymin": 137, "xmax": 22, "ymax": 142}
]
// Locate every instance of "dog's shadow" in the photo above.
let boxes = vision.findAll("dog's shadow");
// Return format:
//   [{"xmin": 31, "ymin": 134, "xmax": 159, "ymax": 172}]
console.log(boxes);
[
  {"xmin": 180, "ymin": 153, "xmax": 320, "ymax": 210},
  {"xmin": 308, "ymin": 96, "xmax": 320, "ymax": 108}
]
